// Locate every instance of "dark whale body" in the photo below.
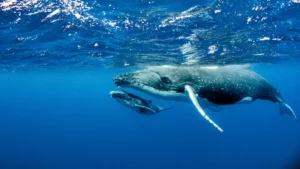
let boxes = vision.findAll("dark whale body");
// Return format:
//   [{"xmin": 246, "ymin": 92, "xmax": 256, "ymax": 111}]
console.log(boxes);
[
  {"xmin": 114, "ymin": 65, "xmax": 281, "ymax": 104},
  {"xmin": 172, "ymin": 66, "xmax": 281, "ymax": 105}
]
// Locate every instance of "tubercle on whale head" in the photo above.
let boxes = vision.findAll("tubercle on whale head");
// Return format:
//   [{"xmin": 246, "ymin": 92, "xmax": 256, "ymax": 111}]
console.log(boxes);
[
  {"xmin": 113, "ymin": 71, "xmax": 169, "ymax": 91},
  {"xmin": 113, "ymin": 76, "xmax": 127, "ymax": 87},
  {"xmin": 113, "ymin": 72, "xmax": 136, "ymax": 87}
]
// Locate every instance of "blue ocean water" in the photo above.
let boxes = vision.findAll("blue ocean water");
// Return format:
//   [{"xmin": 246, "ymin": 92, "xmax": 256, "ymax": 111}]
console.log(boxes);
[{"xmin": 0, "ymin": 0, "xmax": 300, "ymax": 169}]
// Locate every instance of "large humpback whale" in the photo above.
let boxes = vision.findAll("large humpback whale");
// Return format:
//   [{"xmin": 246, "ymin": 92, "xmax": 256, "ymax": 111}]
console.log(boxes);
[{"xmin": 113, "ymin": 65, "xmax": 297, "ymax": 132}]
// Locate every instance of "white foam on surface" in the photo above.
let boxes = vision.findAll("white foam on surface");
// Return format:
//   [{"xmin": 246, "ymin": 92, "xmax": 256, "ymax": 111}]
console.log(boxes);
[
  {"xmin": 160, "ymin": 5, "xmax": 213, "ymax": 27},
  {"xmin": 0, "ymin": 0, "xmax": 102, "ymax": 25},
  {"xmin": 0, "ymin": 0, "xmax": 17, "ymax": 9},
  {"xmin": 42, "ymin": 9, "xmax": 61, "ymax": 22},
  {"xmin": 208, "ymin": 45, "xmax": 218, "ymax": 54},
  {"xmin": 259, "ymin": 37, "xmax": 270, "ymax": 41}
]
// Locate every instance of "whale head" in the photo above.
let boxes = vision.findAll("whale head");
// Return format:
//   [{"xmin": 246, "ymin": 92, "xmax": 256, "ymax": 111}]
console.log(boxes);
[
  {"xmin": 109, "ymin": 90, "xmax": 134, "ymax": 105},
  {"xmin": 114, "ymin": 70, "xmax": 173, "ymax": 92},
  {"xmin": 110, "ymin": 90, "xmax": 127, "ymax": 99},
  {"xmin": 113, "ymin": 68, "xmax": 188, "ymax": 100}
]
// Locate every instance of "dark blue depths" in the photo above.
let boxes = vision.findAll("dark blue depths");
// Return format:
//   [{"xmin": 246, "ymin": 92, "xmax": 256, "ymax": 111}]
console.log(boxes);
[{"xmin": 0, "ymin": 63, "xmax": 299, "ymax": 169}]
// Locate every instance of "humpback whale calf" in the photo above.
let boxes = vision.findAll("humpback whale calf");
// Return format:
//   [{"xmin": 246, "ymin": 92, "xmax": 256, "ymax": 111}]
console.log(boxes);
[
  {"xmin": 110, "ymin": 90, "xmax": 171, "ymax": 115},
  {"xmin": 113, "ymin": 65, "xmax": 297, "ymax": 132}
]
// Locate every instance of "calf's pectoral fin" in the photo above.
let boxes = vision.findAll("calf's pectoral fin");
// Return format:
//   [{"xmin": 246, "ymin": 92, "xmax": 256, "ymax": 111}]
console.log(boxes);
[
  {"xmin": 135, "ymin": 105, "xmax": 156, "ymax": 114},
  {"xmin": 279, "ymin": 103, "xmax": 298, "ymax": 121},
  {"xmin": 184, "ymin": 85, "xmax": 224, "ymax": 132}
]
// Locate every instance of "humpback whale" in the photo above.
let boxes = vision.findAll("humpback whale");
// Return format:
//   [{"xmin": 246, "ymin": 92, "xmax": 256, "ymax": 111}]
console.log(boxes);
[
  {"xmin": 110, "ymin": 90, "xmax": 171, "ymax": 115},
  {"xmin": 113, "ymin": 65, "xmax": 297, "ymax": 132}
]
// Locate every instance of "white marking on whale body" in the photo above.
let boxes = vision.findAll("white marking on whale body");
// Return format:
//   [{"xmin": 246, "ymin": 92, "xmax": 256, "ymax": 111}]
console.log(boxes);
[{"xmin": 236, "ymin": 96, "xmax": 253, "ymax": 104}]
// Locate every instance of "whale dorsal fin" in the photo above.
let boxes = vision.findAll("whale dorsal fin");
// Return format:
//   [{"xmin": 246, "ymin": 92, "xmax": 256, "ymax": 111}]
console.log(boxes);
[{"xmin": 184, "ymin": 85, "xmax": 224, "ymax": 132}]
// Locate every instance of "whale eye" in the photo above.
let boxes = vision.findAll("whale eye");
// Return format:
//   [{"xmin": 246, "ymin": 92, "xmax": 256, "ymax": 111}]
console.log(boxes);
[{"xmin": 161, "ymin": 76, "xmax": 172, "ymax": 84}]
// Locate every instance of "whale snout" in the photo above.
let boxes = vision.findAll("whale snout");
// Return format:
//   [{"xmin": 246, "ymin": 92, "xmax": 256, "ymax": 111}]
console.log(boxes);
[
  {"xmin": 113, "ymin": 72, "xmax": 138, "ymax": 87},
  {"xmin": 110, "ymin": 91, "xmax": 126, "ymax": 99},
  {"xmin": 113, "ymin": 76, "xmax": 127, "ymax": 86},
  {"xmin": 109, "ymin": 91, "xmax": 117, "ymax": 96},
  {"xmin": 113, "ymin": 76, "xmax": 131, "ymax": 87}
]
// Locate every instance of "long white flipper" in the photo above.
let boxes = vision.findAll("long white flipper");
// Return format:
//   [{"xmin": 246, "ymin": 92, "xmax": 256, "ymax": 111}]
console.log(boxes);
[
  {"xmin": 185, "ymin": 85, "xmax": 224, "ymax": 132},
  {"xmin": 279, "ymin": 103, "xmax": 298, "ymax": 121}
]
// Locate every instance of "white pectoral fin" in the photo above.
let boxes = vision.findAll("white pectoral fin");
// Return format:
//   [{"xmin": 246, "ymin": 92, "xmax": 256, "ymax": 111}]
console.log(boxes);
[
  {"xmin": 279, "ymin": 103, "xmax": 298, "ymax": 121},
  {"xmin": 184, "ymin": 85, "xmax": 224, "ymax": 132}
]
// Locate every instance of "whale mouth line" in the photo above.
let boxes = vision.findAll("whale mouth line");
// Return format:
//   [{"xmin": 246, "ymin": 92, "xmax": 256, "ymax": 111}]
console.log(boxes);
[
  {"xmin": 118, "ymin": 83, "xmax": 158, "ymax": 92},
  {"xmin": 120, "ymin": 82, "xmax": 172, "ymax": 92}
]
